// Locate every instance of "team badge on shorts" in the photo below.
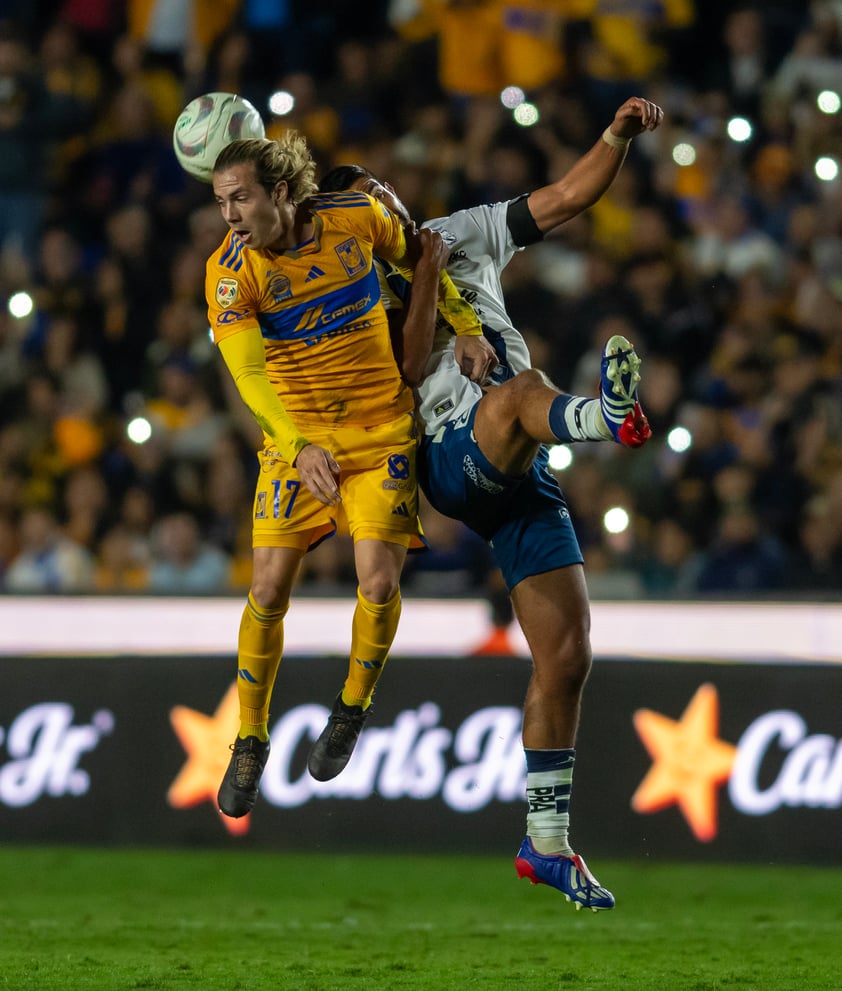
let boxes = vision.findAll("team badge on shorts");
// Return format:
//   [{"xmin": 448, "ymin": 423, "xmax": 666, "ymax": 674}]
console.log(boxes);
[
  {"xmin": 383, "ymin": 453, "xmax": 412, "ymax": 492},
  {"xmin": 387, "ymin": 454, "xmax": 410, "ymax": 479}
]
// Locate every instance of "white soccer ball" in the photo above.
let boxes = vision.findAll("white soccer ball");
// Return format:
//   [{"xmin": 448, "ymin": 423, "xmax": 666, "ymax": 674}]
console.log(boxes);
[{"xmin": 173, "ymin": 92, "xmax": 266, "ymax": 183}]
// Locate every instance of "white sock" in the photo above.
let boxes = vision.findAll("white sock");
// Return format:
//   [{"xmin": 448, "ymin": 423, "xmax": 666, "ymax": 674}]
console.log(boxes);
[
  {"xmin": 526, "ymin": 766, "xmax": 575, "ymax": 856},
  {"xmin": 550, "ymin": 395, "xmax": 612, "ymax": 442}
]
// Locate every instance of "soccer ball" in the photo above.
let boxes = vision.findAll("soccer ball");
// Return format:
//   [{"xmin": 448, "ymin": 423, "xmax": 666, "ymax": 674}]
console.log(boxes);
[{"xmin": 173, "ymin": 92, "xmax": 266, "ymax": 183}]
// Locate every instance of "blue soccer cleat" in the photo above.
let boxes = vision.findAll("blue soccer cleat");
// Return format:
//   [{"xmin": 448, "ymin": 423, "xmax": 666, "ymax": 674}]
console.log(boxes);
[
  {"xmin": 600, "ymin": 334, "xmax": 651, "ymax": 448},
  {"xmin": 515, "ymin": 837, "xmax": 616, "ymax": 912}
]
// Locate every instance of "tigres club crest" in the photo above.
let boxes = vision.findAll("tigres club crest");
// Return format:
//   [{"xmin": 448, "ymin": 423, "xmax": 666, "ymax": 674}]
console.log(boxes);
[
  {"xmin": 335, "ymin": 237, "xmax": 366, "ymax": 277},
  {"xmin": 216, "ymin": 278, "xmax": 239, "ymax": 308}
]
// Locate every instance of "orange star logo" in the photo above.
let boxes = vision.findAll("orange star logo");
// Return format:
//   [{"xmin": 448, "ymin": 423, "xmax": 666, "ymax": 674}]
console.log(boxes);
[
  {"xmin": 631, "ymin": 683, "xmax": 737, "ymax": 842},
  {"xmin": 168, "ymin": 683, "xmax": 251, "ymax": 836}
]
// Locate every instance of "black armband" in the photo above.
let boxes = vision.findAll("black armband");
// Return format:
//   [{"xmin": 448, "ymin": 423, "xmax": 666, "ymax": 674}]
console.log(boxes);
[{"xmin": 506, "ymin": 194, "xmax": 544, "ymax": 247}]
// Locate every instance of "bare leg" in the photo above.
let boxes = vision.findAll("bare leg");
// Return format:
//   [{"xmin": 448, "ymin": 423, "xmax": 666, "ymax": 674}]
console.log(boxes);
[
  {"xmin": 472, "ymin": 368, "xmax": 561, "ymax": 476},
  {"xmin": 509, "ymin": 566, "xmax": 614, "ymax": 909},
  {"xmin": 510, "ymin": 564, "xmax": 592, "ymax": 749},
  {"xmin": 251, "ymin": 544, "xmax": 305, "ymax": 609}
]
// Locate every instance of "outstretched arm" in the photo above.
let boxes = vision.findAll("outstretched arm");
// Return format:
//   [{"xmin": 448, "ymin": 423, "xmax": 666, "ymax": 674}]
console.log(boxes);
[{"xmin": 525, "ymin": 97, "xmax": 664, "ymax": 236}]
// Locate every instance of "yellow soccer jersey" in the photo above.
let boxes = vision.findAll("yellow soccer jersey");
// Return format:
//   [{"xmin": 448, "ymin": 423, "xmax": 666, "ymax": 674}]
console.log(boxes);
[{"xmin": 206, "ymin": 191, "xmax": 414, "ymax": 430}]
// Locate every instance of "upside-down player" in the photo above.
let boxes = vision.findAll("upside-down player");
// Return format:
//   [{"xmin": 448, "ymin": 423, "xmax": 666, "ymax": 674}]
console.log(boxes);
[{"xmin": 319, "ymin": 96, "xmax": 663, "ymax": 910}]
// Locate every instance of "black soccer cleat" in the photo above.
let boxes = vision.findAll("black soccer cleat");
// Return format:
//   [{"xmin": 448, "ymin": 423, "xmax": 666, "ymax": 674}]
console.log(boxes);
[
  {"xmin": 307, "ymin": 693, "xmax": 371, "ymax": 781},
  {"xmin": 217, "ymin": 735, "xmax": 270, "ymax": 818}
]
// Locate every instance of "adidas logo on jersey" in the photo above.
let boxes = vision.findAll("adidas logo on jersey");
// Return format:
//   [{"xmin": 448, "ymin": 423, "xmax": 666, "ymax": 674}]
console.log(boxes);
[
  {"xmin": 305, "ymin": 265, "xmax": 325, "ymax": 282},
  {"xmin": 392, "ymin": 502, "xmax": 410, "ymax": 517}
]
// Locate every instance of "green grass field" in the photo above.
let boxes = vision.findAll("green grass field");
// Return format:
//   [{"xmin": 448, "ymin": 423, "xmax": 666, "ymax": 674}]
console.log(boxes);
[{"xmin": 1, "ymin": 846, "xmax": 840, "ymax": 991}]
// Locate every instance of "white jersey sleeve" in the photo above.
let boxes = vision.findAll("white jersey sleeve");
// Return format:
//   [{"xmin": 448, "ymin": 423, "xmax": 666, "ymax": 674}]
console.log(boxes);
[{"xmin": 413, "ymin": 200, "xmax": 534, "ymax": 435}]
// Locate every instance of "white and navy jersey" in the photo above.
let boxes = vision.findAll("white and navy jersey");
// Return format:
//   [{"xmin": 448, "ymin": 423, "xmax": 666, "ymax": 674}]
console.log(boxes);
[{"xmin": 379, "ymin": 198, "xmax": 534, "ymax": 436}]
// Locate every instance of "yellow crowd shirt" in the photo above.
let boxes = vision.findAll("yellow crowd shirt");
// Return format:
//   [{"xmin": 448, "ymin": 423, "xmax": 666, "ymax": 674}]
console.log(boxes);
[{"xmin": 206, "ymin": 191, "xmax": 415, "ymax": 440}]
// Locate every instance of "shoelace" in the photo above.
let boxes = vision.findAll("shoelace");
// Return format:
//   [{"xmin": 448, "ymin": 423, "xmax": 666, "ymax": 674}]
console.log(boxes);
[
  {"xmin": 326, "ymin": 709, "xmax": 365, "ymax": 751},
  {"xmin": 232, "ymin": 745, "xmax": 263, "ymax": 787}
]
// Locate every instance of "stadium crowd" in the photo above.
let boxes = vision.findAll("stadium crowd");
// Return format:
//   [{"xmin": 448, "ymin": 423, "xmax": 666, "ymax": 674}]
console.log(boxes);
[{"xmin": 0, "ymin": 0, "xmax": 841, "ymax": 601}]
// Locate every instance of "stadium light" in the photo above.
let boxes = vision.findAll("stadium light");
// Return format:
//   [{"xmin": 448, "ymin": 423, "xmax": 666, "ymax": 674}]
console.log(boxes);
[
  {"xmin": 127, "ymin": 417, "xmax": 153, "ymax": 445},
  {"xmin": 727, "ymin": 117, "xmax": 752, "ymax": 142},
  {"xmin": 667, "ymin": 426, "xmax": 693, "ymax": 453},
  {"xmin": 817, "ymin": 90, "xmax": 841, "ymax": 114},
  {"xmin": 815, "ymin": 156, "xmax": 839, "ymax": 182},
  {"xmin": 603, "ymin": 506, "xmax": 630, "ymax": 534},
  {"xmin": 268, "ymin": 90, "xmax": 295, "ymax": 116},
  {"xmin": 7, "ymin": 291, "xmax": 33, "ymax": 319},
  {"xmin": 500, "ymin": 86, "xmax": 525, "ymax": 109},
  {"xmin": 547, "ymin": 445, "xmax": 573, "ymax": 471},
  {"xmin": 672, "ymin": 142, "xmax": 696, "ymax": 166},
  {"xmin": 513, "ymin": 103, "xmax": 539, "ymax": 127}
]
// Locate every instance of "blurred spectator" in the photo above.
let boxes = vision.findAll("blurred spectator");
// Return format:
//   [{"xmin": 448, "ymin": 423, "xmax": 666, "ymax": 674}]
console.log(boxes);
[
  {"xmin": 126, "ymin": 0, "xmax": 239, "ymax": 82},
  {"xmin": 265, "ymin": 70, "xmax": 340, "ymax": 161},
  {"xmin": 144, "ymin": 352, "xmax": 230, "ymax": 465},
  {"xmin": 73, "ymin": 82, "xmax": 186, "ymax": 231},
  {"xmin": 147, "ymin": 511, "xmax": 230, "ymax": 594},
  {"xmin": 90, "ymin": 204, "xmax": 163, "ymax": 405},
  {"xmin": 0, "ymin": 511, "xmax": 20, "ymax": 585},
  {"xmin": 37, "ymin": 17, "xmax": 104, "ymax": 190},
  {"xmin": 203, "ymin": 432, "xmax": 253, "ymax": 557},
  {"xmin": 0, "ymin": 31, "xmax": 66, "ymax": 263},
  {"xmin": 198, "ymin": 29, "xmax": 264, "ymax": 113},
  {"xmin": 4, "ymin": 504, "xmax": 95, "ymax": 592},
  {"xmin": 0, "ymin": 3, "xmax": 840, "ymax": 601},
  {"xmin": 94, "ymin": 522, "xmax": 150, "ymax": 591},
  {"xmin": 403, "ymin": 496, "xmax": 493, "ymax": 596},
  {"xmin": 41, "ymin": 312, "xmax": 110, "ymax": 418},
  {"xmin": 633, "ymin": 517, "xmax": 697, "ymax": 597},
  {"xmin": 60, "ymin": 464, "xmax": 112, "ymax": 550},
  {"xmin": 703, "ymin": 6, "xmax": 778, "ymax": 117},
  {"xmin": 32, "ymin": 225, "xmax": 99, "ymax": 328},
  {"xmin": 585, "ymin": 0, "xmax": 696, "ymax": 120},
  {"xmin": 392, "ymin": 0, "xmax": 573, "ymax": 102},
  {"xmin": 686, "ymin": 502, "xmax": 790, "ymax": 594},
  {"xmin": 108, "ymin": 33, "xmax": 185, "ymax": 133},
  {"xmin": 788, "ymin": 494, "xmax": 842, "ymax": 592}
]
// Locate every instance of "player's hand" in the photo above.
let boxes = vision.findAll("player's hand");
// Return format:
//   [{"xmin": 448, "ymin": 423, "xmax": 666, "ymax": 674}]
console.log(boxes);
[
  {"xmin": 404, "ymin": 226, "xmax": 449, "ymax": 273},
  {"xmin": 608, "ymin": 97, "xmax": 664, "ymax": 141},
  {"xmin": 293, "ymin": 444, "xmax": 341, "ymax": 506},
  {"xmin": 455, "ymin": 335, "xmax": 498, "ymax": 384},
  {"xmin": 417, "ymin": 227, "xmax": 451, "ymax": 272}
]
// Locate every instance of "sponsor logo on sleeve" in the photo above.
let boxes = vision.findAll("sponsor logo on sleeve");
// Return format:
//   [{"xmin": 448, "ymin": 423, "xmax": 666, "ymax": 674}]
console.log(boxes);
[{"xmin": 216, "ymin": 278, "xmax": 239, "ymax": 308}]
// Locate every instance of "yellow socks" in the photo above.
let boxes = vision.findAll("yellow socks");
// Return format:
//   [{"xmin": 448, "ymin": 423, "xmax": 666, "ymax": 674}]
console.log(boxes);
[
  {"xmin": 341, "ymin": 587, "xmax": 401, "ymax": 709},
  {"xmin": 236, "ymin": 592, "xmax": 287, "ymax": 742}
]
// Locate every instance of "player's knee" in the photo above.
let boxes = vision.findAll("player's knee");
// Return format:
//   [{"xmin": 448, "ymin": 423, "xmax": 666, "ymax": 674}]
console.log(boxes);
[
  {"xmin": 357, "ymin": 572, "xmax": 401, "ymax": 604},
  {"xmin": 536, "ymin": 636, "xmax": 592, "ymax": 697},
  {"xmin": 512, "ymin": 367, "xmax": 552, "ymax": 399},
  {"xmin": 250, "ymin": 571, "xmax": 292, "ymax": 611}
]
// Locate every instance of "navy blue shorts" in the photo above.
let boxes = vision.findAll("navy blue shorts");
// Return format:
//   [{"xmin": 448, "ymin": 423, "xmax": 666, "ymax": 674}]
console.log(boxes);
[{"xmin": 418, "ymin": 405, "xmax": 583, "ymax": 590}]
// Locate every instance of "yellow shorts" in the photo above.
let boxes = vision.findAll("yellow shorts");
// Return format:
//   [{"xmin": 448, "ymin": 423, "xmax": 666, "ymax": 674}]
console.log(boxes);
[{"xmin": 252, "ymin": 413, "xmax": 425, "ymax": 552}]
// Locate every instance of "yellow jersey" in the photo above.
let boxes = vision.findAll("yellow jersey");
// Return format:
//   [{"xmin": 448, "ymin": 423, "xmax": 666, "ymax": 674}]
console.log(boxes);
[{"xmin": 206, "ymin": 191, "xmax": 414, "ymax": 431}]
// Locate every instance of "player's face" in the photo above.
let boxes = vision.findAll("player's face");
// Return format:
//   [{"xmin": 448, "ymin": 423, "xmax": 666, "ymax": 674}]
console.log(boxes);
[
  {"xmin": 351, "ymin": 176, "xmax": 412, "ymax": 227},
  {"xmin": 213, "ymin": 163, "xmax": 287, "ymax": 250}
]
